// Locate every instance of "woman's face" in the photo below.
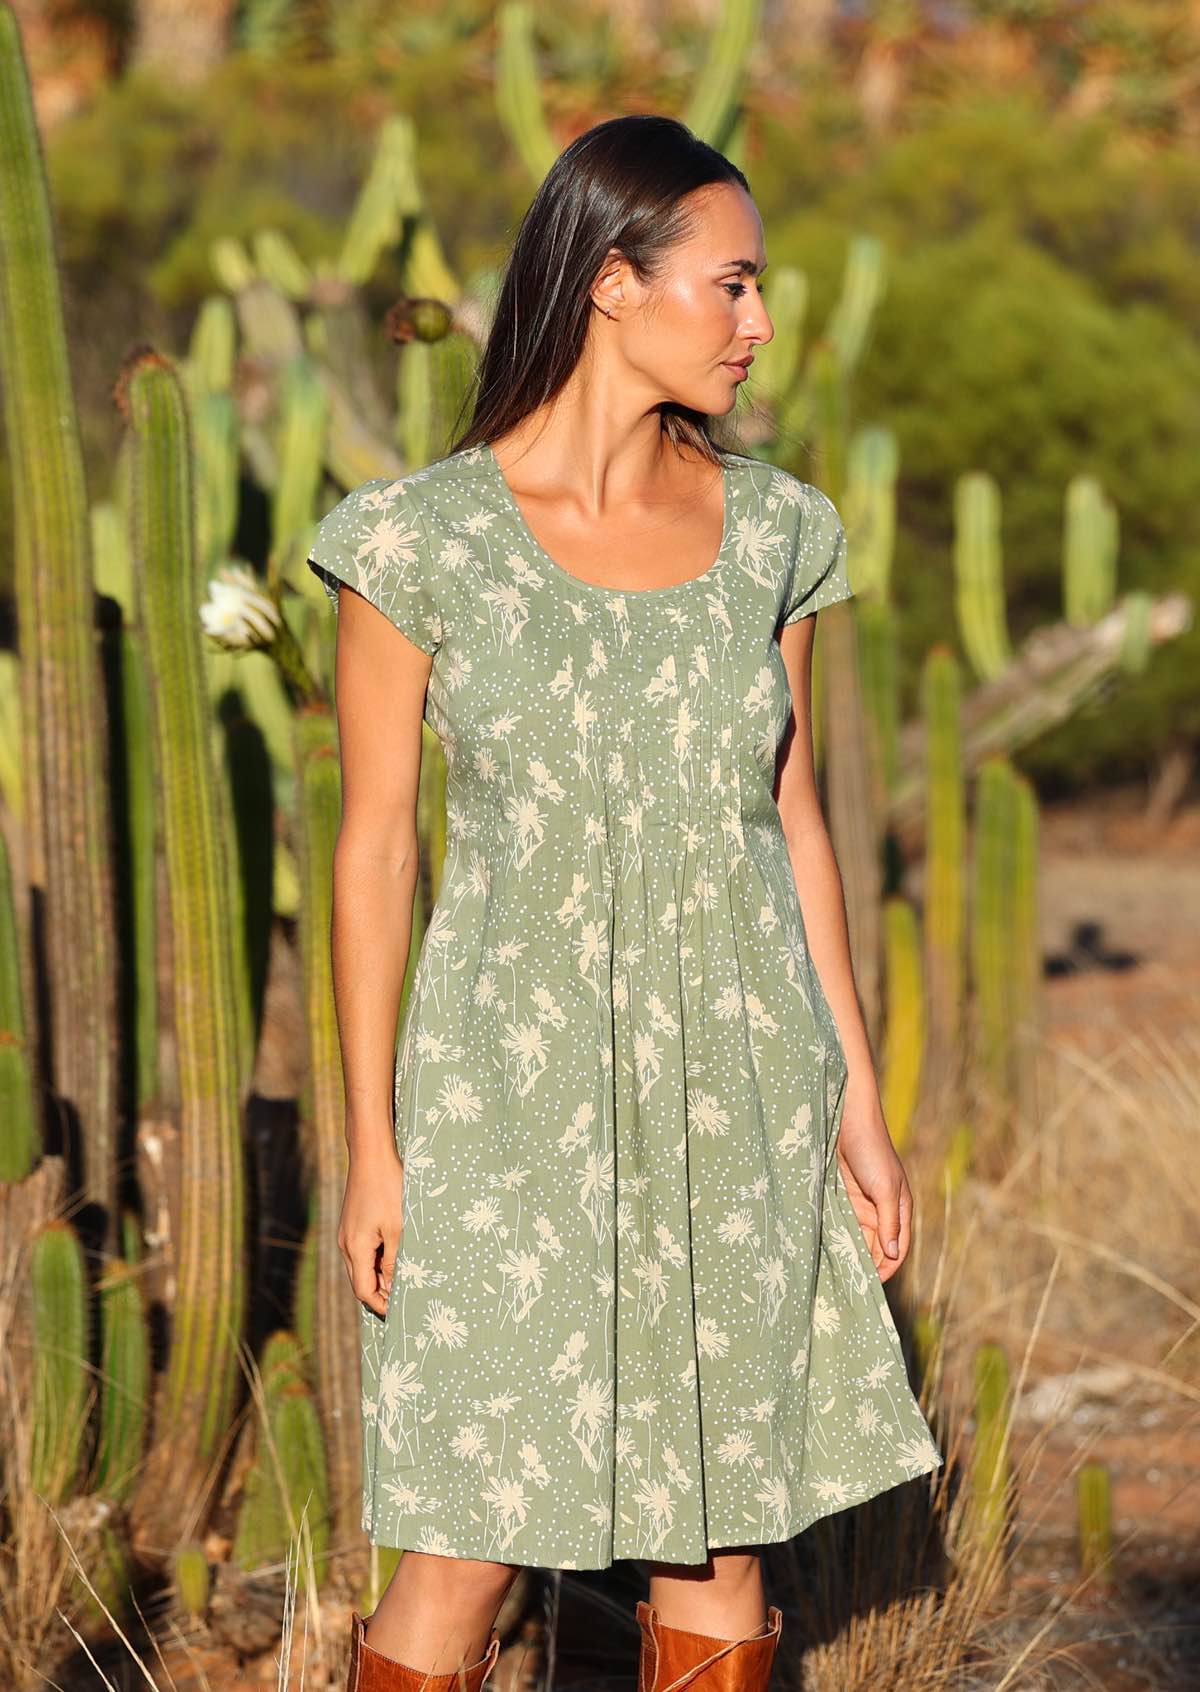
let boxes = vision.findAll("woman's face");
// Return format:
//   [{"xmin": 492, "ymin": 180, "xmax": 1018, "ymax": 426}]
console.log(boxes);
[{"xmin": 592, "ymin": 181, "xmax": 774, "ymax": 415}]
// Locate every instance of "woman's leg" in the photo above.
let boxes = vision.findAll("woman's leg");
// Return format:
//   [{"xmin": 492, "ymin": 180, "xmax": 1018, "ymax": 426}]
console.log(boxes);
[
  {"xmin": 363, "ymin": 1550, "xmax": 520, "ymax": 1669},
  {"xmin": 646, "ymin": 1548, "xmax": 766, "ymax": 1637}
]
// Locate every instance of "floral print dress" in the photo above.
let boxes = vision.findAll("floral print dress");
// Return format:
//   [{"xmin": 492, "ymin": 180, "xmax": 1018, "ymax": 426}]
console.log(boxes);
[{"xmin": 307, "ymin": 440, "xmax": 944, "ymax": 1571}]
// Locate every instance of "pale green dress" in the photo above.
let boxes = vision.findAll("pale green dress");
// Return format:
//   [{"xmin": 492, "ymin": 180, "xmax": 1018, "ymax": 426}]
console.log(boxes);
[{"xmin": 307, "ymin": 441, "xmax": 944, "ymax": 1571}]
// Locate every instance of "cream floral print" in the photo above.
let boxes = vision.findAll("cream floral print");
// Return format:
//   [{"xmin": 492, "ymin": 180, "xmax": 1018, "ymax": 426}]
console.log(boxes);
[{"xmin": 307, "ymin": 441, "xmax": 944, "ymax": 1570}]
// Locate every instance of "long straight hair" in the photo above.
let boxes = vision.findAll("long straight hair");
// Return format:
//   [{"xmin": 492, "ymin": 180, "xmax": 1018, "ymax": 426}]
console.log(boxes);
[{"xmin": 447, "ymin": 114, "xmax": 750, "ymax": 467}]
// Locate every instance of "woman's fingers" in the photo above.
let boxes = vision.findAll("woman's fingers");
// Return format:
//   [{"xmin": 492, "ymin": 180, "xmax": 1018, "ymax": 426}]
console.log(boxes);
[
  {"xmin": 346, "ymin": 1236, "xmax": 385, "ymax": 1313},
  {"xmin": 897, "ymin": 1179, "xmax": 913, "ymax": 1259},
  {"xmin": 878, "ymin": 1181, "xmax": 902, "ymax": 1260}
]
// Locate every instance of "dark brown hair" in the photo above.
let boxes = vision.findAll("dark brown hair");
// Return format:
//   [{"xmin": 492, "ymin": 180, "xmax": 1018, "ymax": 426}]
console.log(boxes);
[{"xmin": 447, "ymin": 114, "xmax": 750, "ymax": 466}]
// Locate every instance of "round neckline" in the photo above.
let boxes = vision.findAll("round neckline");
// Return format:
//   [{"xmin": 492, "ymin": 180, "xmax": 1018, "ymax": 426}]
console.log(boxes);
[{"xmin": 483, "ymin": 440, "xmax": 734, "ymax": 599}]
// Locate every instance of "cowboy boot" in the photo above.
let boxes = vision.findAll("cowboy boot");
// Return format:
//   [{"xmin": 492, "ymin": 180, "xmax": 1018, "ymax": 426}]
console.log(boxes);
[
  {"xmin": 635, "ymin": 1599, "xmax": 783, "ymax": 1692},
  {"xmin": 345, "ymin": 1609, "xmax": 502, "ymax": 1692}
]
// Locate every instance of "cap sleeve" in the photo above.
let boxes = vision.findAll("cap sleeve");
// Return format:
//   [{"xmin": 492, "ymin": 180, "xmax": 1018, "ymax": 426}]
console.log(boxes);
[
  {"xmin": 782, "ymin": 485, "xmax": 853, "ymax": 623},
  {"xmin": 307, "ymin": 476, "xmax": 445, "ymax": 657}
]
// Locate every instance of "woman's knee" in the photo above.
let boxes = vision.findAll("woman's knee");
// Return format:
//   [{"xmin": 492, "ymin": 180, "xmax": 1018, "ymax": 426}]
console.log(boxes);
[{"xmin": 398, "ymin": 1549, "xmax": 520, "ymax": 1604}]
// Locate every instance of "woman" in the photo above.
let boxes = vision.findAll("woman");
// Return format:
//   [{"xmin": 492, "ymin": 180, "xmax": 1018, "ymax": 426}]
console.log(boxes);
[{"xmin": 309, "ymin": 114, "xmax": 943, "ymax": 1692}]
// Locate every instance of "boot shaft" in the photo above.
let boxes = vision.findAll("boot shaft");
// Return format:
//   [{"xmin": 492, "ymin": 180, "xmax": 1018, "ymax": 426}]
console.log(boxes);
[{"xmin": 635, "ymin": 1599, "xmax": 783, "ymax": 1692}]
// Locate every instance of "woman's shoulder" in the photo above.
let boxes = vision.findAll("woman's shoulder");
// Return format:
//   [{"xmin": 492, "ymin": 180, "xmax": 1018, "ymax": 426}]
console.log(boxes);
[{"xmin": 723, "ymin": 451, "xmax": 837, "ymax": 526}]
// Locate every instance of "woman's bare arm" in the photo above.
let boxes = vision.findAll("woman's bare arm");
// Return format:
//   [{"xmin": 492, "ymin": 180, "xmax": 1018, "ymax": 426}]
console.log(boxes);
[
  {"xmin": 774, "ymin": 612, "xmax": 912, "ymax": 1281},
  {"xmin": 329, "ymin": 583, "xmax": 433, "ymax": 1310}
]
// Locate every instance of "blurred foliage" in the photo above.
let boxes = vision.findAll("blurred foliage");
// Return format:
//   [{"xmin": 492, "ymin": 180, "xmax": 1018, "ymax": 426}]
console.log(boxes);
[
  {"xmin": 15, "ymin": 0, "xmax": 1200, "ymax": 791},
  {"xmin": 750, "ymin": 97, "xmax": 1200, "ymax": 788}
]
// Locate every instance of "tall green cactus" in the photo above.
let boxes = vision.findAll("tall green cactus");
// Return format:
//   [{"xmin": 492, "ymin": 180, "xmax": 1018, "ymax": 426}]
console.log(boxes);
[
  {"xmin": 880, "ymin": 895, "xmax": 923, "ymax": 1155},
  {"xmin": 123, "ymin": 351, "xmax": 248, "ymax": 1539},
  {"xmin": 1010, "ymin": 770, "xmax": 1042, "ymax": 1136},
  {"xmin": 954, "ymin": 472, "xmax": 1013, "ymax": 682},
  {"xmin": 941, "ymin": 1121, "xmax": 973, "ymax": 1197},
  {"xmin": 911, "ymin": 1305, "xmax": 943, "ymax": 1402},
  {"xmin": 0, "ymin": 0, "xmax": 120, "ymax": 1235},
  {"xmin": 821, "ymin": 564, "xmax": 882, "ymax": 1043},
  {"xmin": 971, "ymin": 1341, "xmax": 1012, "ymax": 1562},
  {"xmin": 1064, "ymin": 475, "xmax": 1119, "ymax": 628},
  {"xmin": 922, "ymin": 647, "xmax": 966, "ymax": 1115},
  {"xmin": 173, "ymin": 1542, "xmax": 212, "ymax": 1620},
  {"xmin": 494, "ymin": 4, "xmax": 562, "ymax": 182},
  {"xmin": 233, "ymin": 1329, "xmax": 331, "ymax": 1580},
  {"xmin": 970, "ymin": 758, "xmax": 1021, "ymax": 1151},
  {"xmin": 294, "ymin": 701, "xmax": 360, "ymax": 1540},
  {"xmin": 1077, "ymin": 1461, "xmax": 1114, "ymax": 1586},
  {"xmin": 29, "ymin": 1220, "xmax": 89, "ymax": 1504},
  {"xmin": 94, "ymin": 1260, "xmax": 150, "ymax": 1502},
  {"xmin": 680, "ymin": 0, "xmax": 762, "ymax": 151},
  {"xmin": 969, "ymin": 756, "xmax": 1040, "ymax": 1159}
]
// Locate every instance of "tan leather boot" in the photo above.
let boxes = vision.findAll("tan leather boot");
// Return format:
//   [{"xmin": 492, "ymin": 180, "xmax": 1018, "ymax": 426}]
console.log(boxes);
[
  {"xmin": 345, "ymin": 1609, "xmax": 501, "ymax": 1692},
  {"xmin": 635, "ymin": 1599, "xmax": 783, "ymax": 1692}
]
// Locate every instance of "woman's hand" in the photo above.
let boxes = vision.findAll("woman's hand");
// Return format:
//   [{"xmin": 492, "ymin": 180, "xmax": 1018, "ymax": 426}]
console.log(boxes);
[
  {"xmin": 339, "ymin": 1146, "xmax": 405, "ymax": 1316},
  {"xmin": 834, "ymin": 1083, "xmax": 913, "ymax": 1285}
]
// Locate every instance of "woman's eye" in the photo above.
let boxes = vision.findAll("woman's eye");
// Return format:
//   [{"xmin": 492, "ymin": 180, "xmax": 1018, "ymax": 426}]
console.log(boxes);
[{"xmin": 723, "ymin": 282, "xmax": 764, "ymax": 299}]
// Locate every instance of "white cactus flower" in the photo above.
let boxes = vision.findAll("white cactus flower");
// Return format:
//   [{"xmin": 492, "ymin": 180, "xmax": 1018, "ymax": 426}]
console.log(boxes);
[{"xmin": 200, "ymin": 563, "xmax": 281, "ymax": 650}]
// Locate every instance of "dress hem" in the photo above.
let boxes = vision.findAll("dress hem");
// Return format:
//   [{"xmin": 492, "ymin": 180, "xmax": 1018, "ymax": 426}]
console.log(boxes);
[{"xmin": 364, "ymin": 1449, "xmax": 945, "ymax": 1571}]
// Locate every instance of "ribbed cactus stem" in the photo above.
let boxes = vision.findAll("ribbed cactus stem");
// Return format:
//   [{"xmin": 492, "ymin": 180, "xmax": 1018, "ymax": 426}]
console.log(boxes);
[
  {"xmin": 0, "ymin": 2, "xmax": 120, "ymax": 1237},
  {"xmin": 494, "ymin": 6, "xmax": 560, "ymax": 181},
  {"xmin": 233, "ymin": 1329, "xmax": 331, "ymax": 1579},
  {"xmin": 173, "ymin": 1543, "xmax": 212, "ymax": 1619},
  {"xmin": 955, "ymin": 472, "xmax": 1012, "ymax": 681},
  {"xmin": 970, "ymin": 757, "xmax": 1020, "ymax": 1143},
  {"xmin": 820, "ymin": 561, "xmax": 881, "ymax": 1043},
  {"xmin": 911, "ymin": 1306, "xmax": 943, "ymax": 1400},
  {"xmin": 857, "ymin": 601, "xmax": 899, "ymax": 815},
  {"xmin": 95, "ymin": 1261, "xmax": 150, "ymax": 1502},
  {"xmin": 922, "ymin": 646, "xmax": 966, "ymax": 1113},
  {"xmin": 294, "ymin": 701, "xmax": 360, "ymax": 1540},
  {"xmin": 1077, "ymin": 1461, "xmax": 1114, "ymax": 1585},
  {"xmin": 274, "ymin": 355, "xmax": 329, "ymax": 591},
  {"xmin": 398, "ymin": 340, "xmax": 437, "ymax": 476},
  {"xmin": 680, "ymin": 0, "xmax": 760, "ymax": 148},
  {"xmin": 0, "ymin": 821, "xmax": 37, "ymax": 1180},
  {"xmin": 30, "ymin": 1221, "xmax": 89, "ymax": 1503},
  {"xmin": 1011, "ymin": 771, "xmax": 1042, "ymax": 1135},
  {"xmin": 971, "ymin": 1341, "xmax": 1012, "ymax": 1560},
  {"xmin": 880, "ymin": 894, "xmax": 923, "ymax": 1155},
  {"xmin": 941, "ymin": 1121, "xmax": 973, "ymax": 1197},
  {"xmin": 1063, "ymin": 475, "xmax": 1118, "ymax": 628},
  {"xmin": 124, "ymin": 351, "xmax": 247, "ymax": 1531}
]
